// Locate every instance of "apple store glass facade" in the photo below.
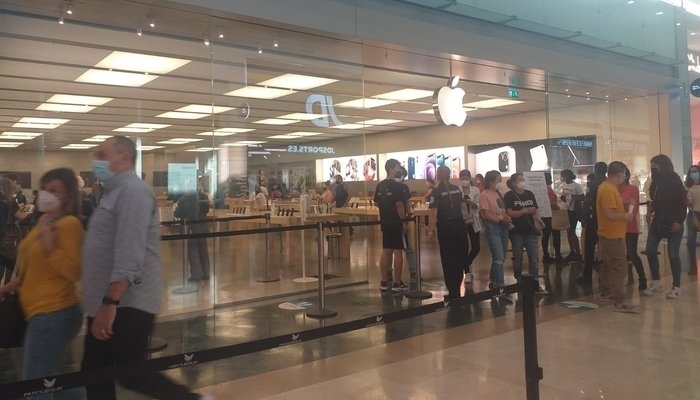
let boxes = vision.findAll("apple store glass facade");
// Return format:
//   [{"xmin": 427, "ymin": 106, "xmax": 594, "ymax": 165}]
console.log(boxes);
[{"xmin": 0, "ymin": 0, "xmax": 685, "ymax": 316}]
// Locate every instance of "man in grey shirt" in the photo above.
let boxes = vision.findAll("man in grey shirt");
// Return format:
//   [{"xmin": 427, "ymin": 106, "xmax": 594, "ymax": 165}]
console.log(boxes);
[{"xmin": 81, "ymin": 136, "xmax": 214, "ymax": 400}]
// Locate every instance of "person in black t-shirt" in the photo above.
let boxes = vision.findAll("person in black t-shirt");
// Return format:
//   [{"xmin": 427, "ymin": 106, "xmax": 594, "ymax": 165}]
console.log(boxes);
[
  {"xmin": 504, "ymin": 173, "xmax": 548, "ymax": 295},
  {"xmin": 429, "ymin": 165, "xmax": 468, "ymax": 299},
  {"xmin": 374, "ymin": 159, "xmax": 409, "ymax": 292}
]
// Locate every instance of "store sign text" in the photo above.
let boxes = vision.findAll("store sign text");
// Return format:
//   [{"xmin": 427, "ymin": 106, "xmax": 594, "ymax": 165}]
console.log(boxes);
[
  {"xmin": 287, "ymin": 145, "xmax": 335, "ymax": 154},
  {"xmin": 557, "ymin": 139, "xmax": 593, "ymax": 148},
  {"xmin": 305, "ymin": 94, "xmax": 343, "ymax": 128},
  {"xmin": 688, "ymin": 52, "xmax": 700, "ymax": 74}
]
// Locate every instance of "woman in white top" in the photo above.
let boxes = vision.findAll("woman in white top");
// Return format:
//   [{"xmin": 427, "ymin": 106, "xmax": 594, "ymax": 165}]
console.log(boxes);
[
  {"xmin": 685, "ymin": 165, "xmax": 700, "ymax": 276},
  {"xmin": 559, "ymin": 169, "xmax": 584, "ymax": 262},
  {"xmin": 459, "ymin": 170, "xmax": 481, "ymax": 283}
]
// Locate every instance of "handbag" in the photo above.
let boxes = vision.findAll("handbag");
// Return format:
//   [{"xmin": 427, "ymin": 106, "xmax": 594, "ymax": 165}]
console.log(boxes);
[
  {"xmin": 0, "ymin": 259, "xmax": 26, "ymax": 348},
  {"xmin": 551, "ymin": 208, "xmax": 571, "ymax": 231}
]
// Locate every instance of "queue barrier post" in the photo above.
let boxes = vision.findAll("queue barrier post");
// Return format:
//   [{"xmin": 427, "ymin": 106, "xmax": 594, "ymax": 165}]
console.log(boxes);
[
  {"xmin": 172, "ymin": 220, "xmax": 198, "ymax": 294},
  {"xmin": 522, "ymin": 275, "xmax": 543, "ymax": 400},
  {"xmin": 306, "ymin": 221, "xmax": 337, "ymax": 319},
  {"xmin": 257, "ymin": 213, "xmax": 280, "ymax": 283},
  {"xmin": 405, "ymin": 215, "xmax": 432, "ymax": 299}
]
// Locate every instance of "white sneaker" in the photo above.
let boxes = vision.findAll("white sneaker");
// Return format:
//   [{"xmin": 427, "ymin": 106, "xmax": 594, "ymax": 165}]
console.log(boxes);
[
  {"xmin": 666, "ymin": 287, "xmax": 681, "ymax": 299},
  {"xmin": 641, "ymin": 280, "xmax": 662, "ymax": 297},
  {"xmin": 614, "ymin": 302, "xmax": 639, "ymax": 313}
]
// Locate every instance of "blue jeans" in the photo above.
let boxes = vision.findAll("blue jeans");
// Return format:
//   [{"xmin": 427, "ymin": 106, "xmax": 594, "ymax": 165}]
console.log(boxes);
[
  {"xmin": 23, "ymin": 303, "xmax": 84, "ymax": 400},
  {"xmin": 645, "ymin": 219, "xmax": 684, "ymax": 288},
  {"xmin": 511, "ymin": 232, "xmax": 539, "ymax": 279},
  {"xmin": 687, "ymin": 211, "xmax": 697, "ymax": 272},
  {"xmin": 484, "ymin": 221, "xmax": 509, "ymax": 286}
]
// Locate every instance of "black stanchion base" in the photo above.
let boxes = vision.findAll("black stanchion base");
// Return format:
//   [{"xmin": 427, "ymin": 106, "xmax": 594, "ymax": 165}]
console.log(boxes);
[
  {"xmin": 256, "ymin": 277, "xmax": 281, "ymax": 283},
  {"xmin": 306, "ymin": 308, "xmax": 338, "ymax": 319},
  {"xmin": 405, "ymin": 290, "xmax": 432, "ymax": 299},
  {"xmin": 147, "ymin": 337, "xmax": 168, "ymax": 354}
]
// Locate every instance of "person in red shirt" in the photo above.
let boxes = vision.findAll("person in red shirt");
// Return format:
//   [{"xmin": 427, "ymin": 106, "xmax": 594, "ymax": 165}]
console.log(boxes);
[
  {"xmin": 541, "ymin": 172, "xmax": 563, "ymax": 263},
  {"xmin": 619, "ymin": 166, "xmax": 646, "ymax": 291}
]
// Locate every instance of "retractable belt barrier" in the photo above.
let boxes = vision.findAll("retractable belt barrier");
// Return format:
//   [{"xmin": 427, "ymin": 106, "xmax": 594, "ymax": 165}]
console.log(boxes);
[
  {"xmin": 0, "ymin": 283, "xmax": 531, "ymax": 400},
  {"xmin": 160, "ymin": 214, "xmax": 267, "ymax": 227}
]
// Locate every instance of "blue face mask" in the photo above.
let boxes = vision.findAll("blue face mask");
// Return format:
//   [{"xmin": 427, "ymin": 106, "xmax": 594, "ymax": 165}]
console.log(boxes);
[
  {"xmin": 93, "ymin": 160, "xmax": 114, "ymax": 182},
  {"xmin": 691, "ymin": 172, "xmax": 700, "ymax": 182}
]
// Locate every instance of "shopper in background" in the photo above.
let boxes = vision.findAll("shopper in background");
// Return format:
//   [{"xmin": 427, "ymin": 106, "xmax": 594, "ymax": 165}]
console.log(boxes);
[
  {"xmin": 430, "ymin": 166, "xmax": 468, "ymax": 299},
  {"xmin": 619, "ymin": 166, "xmax": 646, "ymax": 291},
  {"xmin": 458, "ymin": 169, "xmax": 481, "ymax": 284},
  {"xmin": 480, "ymin": 170, "xmax": 512, "ymax": 291},
  {"xmin": 541, "ymin": 172, "xmax": 563, "ymax": 264},
  {"xmin": 0, "ymin": 167, "xmax": 86, "ymax": 400},
  {"xmin": 596, "ymin": 161, "xmax": 637, "ymax": 313},
  {"xmin": 320, "ymin": 183, "xmax": 334, "ymax": 204},
  {"xmin": 474, "ymin": 174, "xmax": 485, "ymax": 192},
  {"xmin": 80, "ymin": 136, "xmax": 214, "ymax": 400},
  {"xmin": 577, "ymin": 162, "xmax": 607, "ymax": 283},
  {"xmin": 559, "ymin": 169, "xmax": 584, "ymax": 262},
  {"xmin": 685, "ymin": 164, "xmax": 700, "ymax": 277},
  {"xmin": 333, "ymin": 174, "xmax": 350, "ymax": 208},
  {"xmin": 504, "ymin": 173, "xmax": 548, "ymax": 294},
  {"xmin": 175, "ymin": 188, "xmax": 211, "ymax": 283},
  {"xmin": 374, "ymin": 159, "xmax": 409, "ymax": 292},
  {"xmin": 397, "ymin": 167, "xmax": 418, "ymax": 281},
  {"xmin": 643, "ymin": 154, "xmax": 686, "ymax": 299},
  {"xmin": 424, "ymin": 178, "xmax": 437, "ymax": 240},
  {"xmin": 0, "ymin": 178, "xmax": 18, "ymax": 275}
]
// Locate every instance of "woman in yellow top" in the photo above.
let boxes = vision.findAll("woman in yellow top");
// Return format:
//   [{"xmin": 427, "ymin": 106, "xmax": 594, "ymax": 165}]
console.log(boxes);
[{"xmin": 0, "ymin": 167, "xmax": 85, "ymax": 400}]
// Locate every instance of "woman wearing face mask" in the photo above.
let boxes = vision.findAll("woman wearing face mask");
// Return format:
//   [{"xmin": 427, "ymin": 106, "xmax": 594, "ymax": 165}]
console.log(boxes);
[
  {"xmin": 504, "ymin": 173, "xmax": 548, "ymax": 294},
  {"xmin": 619, "ymin": 166, "xmax": 646, "ymax": 292},
  {"xmin": 458, "ymin": 170, "xmax": 481, "ymax": 284},
  {"xmin": 684, "ymin": 165, "xmax": 700, "ymax": 276},
  {"xmin": 480, "ymin": 170, "xmax": 513, "ymax": 291},
  {"xmin": 559, "ymin": 169, "xmax": 584, "ymax": 262},
  {"xmin": 0, "ymin": 168, "xmax": 85, "ymax": 400},
  {"xmin": 643, "ymin": 154, "xmax": 686, "ymax": 299}
]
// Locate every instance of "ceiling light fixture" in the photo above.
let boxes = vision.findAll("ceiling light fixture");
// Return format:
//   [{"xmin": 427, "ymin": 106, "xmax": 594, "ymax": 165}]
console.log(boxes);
[
  {"xmin": 335, "ymin": 98, "xmax": 398, "ymax": 109},
  {"xmin": 58, "ymin": 15, "xmax": 64, "ymax": 24},
  {"xmin": 277, "ymin": 113, "xmax": 327, "ymax": 121},
  {"xmin": 46, "ymin": 94, "xmax": 113, "ymax": 106},
  {"xmin": 273, "ymin": 36, "xmax": 279, "ymax": 47},
  {"xmin": 0, "ymin": 132, "xmax": 43, "ymax": 140},
  {"xmin": 186, "ymin": 147, "xmax": 220, "ymax": 152},
  {"xmin": 94, "ymin": 51, "xmax": 190, "ymax": 74},
  {"xmin": 258, "ymin": 47, "xmax": 263, "ymax": 54},
  {"xmin": 12, "ymin": 117, "xmax": 69, "ymax": 129},
  {"xmin": 139, "ymin": 145, "xmax": 164, "ymax": 151},
  {"xmin": 254, "ymin": 118, "xmax": 299, "ymax": 125},
  {"xmin": 224, "ymin": 140, "xmax": 267, "ymax": 146},
  {"xmin": 463, "ymin": 98, "xmax": 523, "ymax": 108},
  {"xmin": 0, "ymin": 142, "xmax": 23, "ymax": 148},
  {"xmin": 36, "ymin": 103, "xmax": 96, "ymax": 113},
  {"xmin": 363, "ymin": 119, "xmax": 402, "ymax": 125},
  {"xmin": 66, "ymin": 5, "xmax": 73, "ymax": 14},
  {"xmin": 332, "ymin": 123, "xmax": 365, "ymax": 130},
  {"xmin": 218, "ymin": 32, "xmax": 224, "ymax": 39},
  {"xmin": 137, "ymin": 27, "xmax": 142, "ymax": 36},
  {"xmin": 114, "ymin": 123, "xmax": 170, "ymax": 133},
  {"xmin": 204, "ymin": 35, "xmax": 210, "ymax": 46},
  {"xmin": 258, "ymin": 74, "xmax": 338, "ymax": 90},
  {"xmin": 158, "ymin": 138, "xmax": 202, "ymax": 144},
  {"xmin": 176, "ymin": 104, "xmax": 234, "ymax": 114},
  {"xmin": 656, "ymin": 11, "xmax": 664, "ymax": 15},
  {"xmin": 76, "ymin": 69, "xmax": 158, "ymax": 87},
  {"xmin": 196, "ymin": 128, "xmax": 254, "ymax": 136},
  {"xmin": 224, "ymin": 86, "xmax": 296, "ymax": 99},
  {"xmin": 627, "ymin": 0, "xmax": 634, "ymax": 4},
  {"xmin": 156, "ymin": 111, "xmax": 209, "ymax": 119},
  {"xmin": 62, "ymin": 144, "xmax": 97, "ymax": 150},
  {"xmin": 83, "ymin": 135, "xmax": 113, "ymax": 142},
  {"xmin": 148, "ymin": 17, "xmax": 155, "ymax": 28},
  {"xmin": 373, "ymin": 89, "xmax": 434, "ymax": 101},
  {"xmin": 585, "ymin": 91, "xmax": 590, "ymax": 95}
]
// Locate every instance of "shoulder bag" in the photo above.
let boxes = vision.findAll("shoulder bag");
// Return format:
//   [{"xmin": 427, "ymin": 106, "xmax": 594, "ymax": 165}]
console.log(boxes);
[{"xmin": 0, "ymin": 258, "xmax": 25, "ymax": 348}]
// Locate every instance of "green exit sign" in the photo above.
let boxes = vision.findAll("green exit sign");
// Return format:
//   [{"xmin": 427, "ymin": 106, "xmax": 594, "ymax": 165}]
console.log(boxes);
[{"xmin": 508, "ymin": 87, "xmax": 520, "ymax": 99}]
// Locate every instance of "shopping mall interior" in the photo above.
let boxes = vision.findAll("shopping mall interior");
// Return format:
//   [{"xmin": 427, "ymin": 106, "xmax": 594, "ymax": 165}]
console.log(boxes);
[{"xmin": 1, "ymin": 0, "xmax": 700, "ymax": 399}]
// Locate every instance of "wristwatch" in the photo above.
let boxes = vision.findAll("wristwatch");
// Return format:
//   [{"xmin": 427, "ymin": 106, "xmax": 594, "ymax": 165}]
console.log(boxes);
[{"xmin": 102, "ymin": 296, "xmax": 120, "ymax": 306}]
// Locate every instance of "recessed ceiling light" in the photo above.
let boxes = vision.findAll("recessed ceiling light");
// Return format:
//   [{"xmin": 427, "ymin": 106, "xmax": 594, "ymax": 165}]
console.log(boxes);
[
  {"xmin": 373, "ymin": 89, "xmax": 434, "ymax": 101},
  {"xmin": 287, "ymin": 131, "xmax": 323, "ymax": 137},
  {"xmin": 114, "ymin": 123, "xmax": 170, "ymax": 133},
  {"xmin": 66, "ymin": 5, "xmax": 73, "ymax": 15},
  {"xmin": 268, "ymin": 132, "xmax": 324, "ymax": 139},
  {"xmin": 13, "ymin": 117, "xmax": 69, "ymax": 129},
  {"xmin": 176, "ymin": 104, "xmax": 234, "ymax": 114},
  {"xmin": 196, "ymin": 128, "xmax": 254, "ymax": 136},
  {"xmin": 656, "ymin": 11, "xmax": 664, "ymax": 15},
  {"xmin": 156, "ymin": 111, "xmax": 210, "ymax": 119},
  {"xmin": 0, "ymin": 142, "xmax": 23, "ymax": 148},
  {"xmin": 692, "ymin": 32, "xmax": 697, "ymax": 36},
  {"xmin": 83, "ymin": 135, "xmax": 113, "ymax": 142},
  {"xmin": 36, "ymin": 103, "xmax": 96, "ymax": 113},
  {"xmin": 46, "ymin": 94, "xmax": 113, "ymax": 106},
  {"xmin": 627, "ymin": 0, "xmax": 634, "ymax": 4},
  {"xmin": 363, "ymin": 119, "xmax": 402, "ymax": 125},
  {"xmin": 187, "ymin": 147, "xmax": 220, "ymax": 152},
  {"xmin": 95, "ymin": 51, "xmax": 190, "ymax": 74},
  {"xmin": 224, "ymin": 86, "xmax": 296, "ymax": 99},
  {"xmin": 268, "ymin": 134, "xmax": 300, "ymax": 139},
  {"xmin": 332, "ymin": 123, "xmax": 365, "ymax": 130},
  {"xmin": 418, "ymin": 107, "xmax": 475, "ymax": 114},
  {"xmin": 249, "ymin": 151, "xmax": 271, "ymax": 155},
  {"xmin": 463, "ymin": 98, "xmax": 524, "ymax": 108},
  {"xmin": 157, "ymin": 138, "xmax": 202, "ymax": 144},
  {"xmin": 335, "ymin": 98, "xmax": 397, "ymax": 109},
  {"xmin": 276, "ymin": 113, "xmax": 327, "ymax": 121},
  {"xmin": 0, "ymin": 132, "xmax": 43, "ymax": 140},
  {"xmin": 223, "ymin": 140, "xmax": 267, "ymax": 146},
  {"xmin": 62, "ymin": 144, "xmax": 97, "ymax": 149},
  {"xmin": 76, "ymin": 69, "xmax": 158, "ymax": 87},
  {"xmin": 139, "ymin": 145, "xmax": 164, "ymax": 151},
  {"xmin": 258, "ymin": 74, "xmax": 338, "ymax": 90},
  {"xmin": 254, "ymin": 118, "xmax": 299, "ymax": 125}
]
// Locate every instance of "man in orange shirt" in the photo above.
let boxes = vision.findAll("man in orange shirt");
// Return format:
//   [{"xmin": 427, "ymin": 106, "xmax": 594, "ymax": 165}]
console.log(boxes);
[{"xmin": 596, "ymin": 161, "xmax": 637, "ymax": 313}]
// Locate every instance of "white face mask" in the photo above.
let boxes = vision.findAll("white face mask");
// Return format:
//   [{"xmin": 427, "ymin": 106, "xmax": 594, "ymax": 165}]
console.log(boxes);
[
  {"xmin": 37, "ymin": 190, "xmax": 61, "ymax": 213},
  {"xmin": 517, "ymin": 181, "xmax": 526, "ymax": 190},
  {"xmin": 460, "ymin": 179, "xmax": 470, "ymax": 187},
  {"xmin": 496, "ymin": 182, "xmax": 507, "ymax": 191},
  {"xmin": 394, "ymin": 177, "xmax": 403, "ymax": 183}
]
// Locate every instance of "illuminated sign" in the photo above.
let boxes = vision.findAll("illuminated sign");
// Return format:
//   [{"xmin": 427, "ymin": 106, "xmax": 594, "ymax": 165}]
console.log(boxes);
[
  {"xmin": 287, "ymin": 145, "xmax": 335, "ymax": 154},
  {"xmin": 433, "ymin": 76, "xmax": 467, "ymax": 127},
  {"xmin": 556, "ymin": 139, "xmax": 593, "ymax": 148}
]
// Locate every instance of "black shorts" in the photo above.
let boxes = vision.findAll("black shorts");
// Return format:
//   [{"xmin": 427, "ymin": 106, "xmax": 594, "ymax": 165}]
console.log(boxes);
[
  {"xmin": 381, "ymin": 223, "xmax": 406, "ymax": 250},
  {"xmin": 568, "ymin": 210, "xmax": 578, "ymax": 232}
]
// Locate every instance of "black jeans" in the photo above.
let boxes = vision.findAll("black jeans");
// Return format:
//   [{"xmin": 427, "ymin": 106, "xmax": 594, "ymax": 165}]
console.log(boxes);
[
  {"xmin": 540, "ymin": 217, "xmax": 561, "ymax": 258},
  {"xmin": 82, "ymin": 307, "xmax": 198, "ymax": 400},
  {"xmin": 187, "ymin": 222, "xmax": 211, "ymax": 281},
  {"xmin": 582, "ymin": 221, "xmax": 598, "ymax": 277},
  {"xmin": 437, "ymin": 219, "xmax": 469, "ymax": 298},
  {"xmin": 626, "ymin": 232, "xmax": 646, "ymax": 288},
  {"xmin": 464, "ymin": 224, "xmax": 480, "ymax": 273}
]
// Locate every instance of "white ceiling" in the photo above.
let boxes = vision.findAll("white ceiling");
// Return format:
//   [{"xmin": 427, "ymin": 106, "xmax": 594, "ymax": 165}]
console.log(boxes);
[{"xmin": 0, "ymin": 0, "xmax": 654, "ymax": 154}]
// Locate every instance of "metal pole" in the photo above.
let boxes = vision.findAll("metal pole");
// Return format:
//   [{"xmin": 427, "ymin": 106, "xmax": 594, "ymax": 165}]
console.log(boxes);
[
  {"xmin": 306, "ymin": 222, "xmax": 337, "ymax": 319},
  {"xmin": 257, "ymin": 213, "xmax": 279, "ymax": 282},
  {"xmin": 172, "ymin": 220, "xmax": 198, "ymax": 294},
  {"xmin": 406, "ymin": 215, "xmax": 432, "ymax": 299},
  {"xmin": 522, "ymin": 275, "xmax": 542, "ymax": 400}
]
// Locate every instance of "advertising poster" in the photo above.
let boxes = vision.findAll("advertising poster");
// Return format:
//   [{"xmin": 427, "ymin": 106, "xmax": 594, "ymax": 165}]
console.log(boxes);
[
  {"xmin": 523, "ymin": 171, "xmax": 552, "ymax": 218},
  {"xmin": 320, "ymin": 154, "xmax": 377, "ymax": 182},
  {"xmin": 471, "ymin": 135, "xmax": 596, "ymax": 178},
  {"xmin": 380, "ymin": 146, "xmax": 465, "ymax": 180},
  {"xmin": 167, "ymin": 163, "xmax": 197, "ymax": 197}
]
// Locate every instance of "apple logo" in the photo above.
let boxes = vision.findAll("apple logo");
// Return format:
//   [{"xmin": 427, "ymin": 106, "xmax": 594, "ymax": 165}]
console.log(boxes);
[{"xmin": 433, "ymin": 76, "xmax": 467, "ymax": 127}]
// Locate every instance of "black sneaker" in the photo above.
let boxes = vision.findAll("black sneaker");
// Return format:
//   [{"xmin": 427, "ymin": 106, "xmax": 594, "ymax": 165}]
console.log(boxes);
[
  {"xmin": 380, "ymin": 281, "xmax": 389, "ymax": 291},
  {"xmin": 392, "ymin": 281, "xmax": 408, "ymax": 292}
]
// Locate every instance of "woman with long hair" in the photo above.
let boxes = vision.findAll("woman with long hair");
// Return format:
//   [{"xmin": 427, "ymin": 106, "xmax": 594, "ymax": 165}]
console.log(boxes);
[
  {"xmin": 541, "ymin": 172, "xmax": 563, "ymax": 263},
  {"xmin": 479, "ymin": 170, "xmax": 513, "ymax": 291},
  {"xmin": 559, "ymin": 169, "xmax": 583, "ymax": 262},
  {"xmin": 0, "ymin": 168, "xmax": 85, "ymax": 399},
  {"xmin": 643, "ymin": 154, "xmax": 686, "ymax": 299},
  {"xmin": 684, "ymin": 164, "xmax": 700, "ymax": 276},
  {"xmin": 619, "ymin": 166, "xmax": 647, "ymax": 291},
  {"xmin": 458, "ymin": 169, "xmax": 481, "ymax": 284}
]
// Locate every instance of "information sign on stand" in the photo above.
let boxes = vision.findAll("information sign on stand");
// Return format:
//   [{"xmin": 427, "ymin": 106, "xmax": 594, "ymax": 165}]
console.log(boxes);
[{"xmin": 523, "ymin": 172, "xmax": 552, "ymax": 218}]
